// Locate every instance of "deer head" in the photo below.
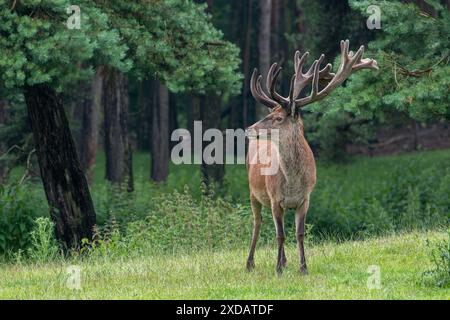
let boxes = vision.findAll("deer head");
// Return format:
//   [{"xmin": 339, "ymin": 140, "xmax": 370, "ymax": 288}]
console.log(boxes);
[{"xmin": 247, "ymin": 40, "xmax": 378, "ymax": 140}]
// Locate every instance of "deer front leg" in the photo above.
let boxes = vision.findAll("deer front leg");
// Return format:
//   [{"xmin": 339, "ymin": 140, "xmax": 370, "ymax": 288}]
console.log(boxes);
[
  {"xmin": 295, "ymin": 199, "xmax": 310, "ymax": 275},
  {"xmin": 247, "ymin": 194, "xmax": 262, "ymax": 271},
  {"xmin": 272, "ymin": 202, "xmax": 286, "ymax": 275}
]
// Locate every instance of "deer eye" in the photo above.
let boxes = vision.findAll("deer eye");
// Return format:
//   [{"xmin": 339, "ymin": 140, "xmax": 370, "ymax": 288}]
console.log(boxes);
[{"xmin": 274, "ymin": 117, "xmax": 283, "ymax": 122}]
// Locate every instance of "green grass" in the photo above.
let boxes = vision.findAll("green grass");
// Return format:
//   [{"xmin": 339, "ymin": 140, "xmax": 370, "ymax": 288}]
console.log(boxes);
[
  {"xmin": 1, "ymin": 150, "xmax": 449, "ymax": 299},
  {"xmin": 0, "ymin": 231, "xmax": 448, "ymax": 299}
]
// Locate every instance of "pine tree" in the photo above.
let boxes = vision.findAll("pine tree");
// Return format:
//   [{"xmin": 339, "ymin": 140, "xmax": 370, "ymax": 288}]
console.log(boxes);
[
  {"xmin": 327, "ymin": 0, "xmax": 450, "ymax": 120},
  {"xmin": 0, "ymin": 0, "xmax": 241, "ymax": 248}
]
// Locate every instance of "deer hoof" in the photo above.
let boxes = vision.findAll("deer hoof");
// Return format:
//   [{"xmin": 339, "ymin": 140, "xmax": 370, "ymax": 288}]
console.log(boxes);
[
  {"xmin": 300, "ymin": 267, "xmax": 308, "ymax": 276},
  {"xmin": 246, "ymin": 259, "xmax": 255, "ymax": 271},
  {"xmin": 276, "ymin": 265, "xmax": 285, "ymax": 276}
]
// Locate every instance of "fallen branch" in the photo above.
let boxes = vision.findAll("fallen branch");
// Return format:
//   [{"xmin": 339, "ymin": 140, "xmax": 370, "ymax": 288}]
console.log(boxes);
[
  {"xmin": 369, "ymin": 134, "xmax": 410, "ymax": 149},
  {"xmin": 18, "ymin": 149, "xmax": 36, "ymax": 185},
  {"xmin": 0, "ymin": 145, "xmax": 23, "ymax": 160}
]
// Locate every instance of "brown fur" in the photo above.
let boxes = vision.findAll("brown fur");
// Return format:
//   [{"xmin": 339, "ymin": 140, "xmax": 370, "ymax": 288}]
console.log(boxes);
[
  {"xmin": 246, "ymin": 106, "xmax": 316, "ymax": 275},
  {"xmin": 246, "ymin": 41, "xmax": 377, "ymax": 274}
]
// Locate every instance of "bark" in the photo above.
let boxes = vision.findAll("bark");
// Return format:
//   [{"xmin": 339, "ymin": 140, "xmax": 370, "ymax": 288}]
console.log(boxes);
[
  {"xmin": 169, "ymin": 92, "xmax": 178, "ymax": 150},
  {"xmin": 230, "ymin": 0, "xmax": 244, "ymax": 129},
  {"xmin": 151, "ymin": 80, "xmax": 170, "ymax": 183},
  {"xmin": 413, "ymin": 0, "xmax": 438, "ymax": 16},
  {"xmin": 271, "ymin": 0, "xmax": 282, "ymax": 62},
  {"xmin": 257, "ymin": 0, "xmax": 272, "ymax": 120},
  {"xmin": 242, "ymin": 0, "xmax": 254, "ymax": 128},
  {"xmin": 201, "ymin": 95, "xmax": 225, "ymax": 186},
  {"xmin": 24, "ymin": 84, "xmax": 96, "ymax": 249},
  {"xmin": 137, "ymin": 80, "xmax": 151, "ymax": 150},
  {"xmin": 79, "ymin": 68, "xmax": 103, "ymax": 184},
  {"xmin": 294, "ymin": 0, "xmax": 305, "ymax": 35},
  {"xmin": 103, "ymin": 68, "xmax": 133, "ymax": 191},
  {"xmin": 0, "ymin": 100, "xmax": 8, "ymax": 184},
  {"xmin": 206, "ymin": 0, "xmax": 214, "ymax": 11}
]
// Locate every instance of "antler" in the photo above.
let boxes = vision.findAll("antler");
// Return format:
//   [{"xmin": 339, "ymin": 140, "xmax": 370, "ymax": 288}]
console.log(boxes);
[
  {"xmin": 250, "ymin": 40, "xmax": 378, "ymax": 116},
  {"xmin": 250, "ymin": 68, "xmax": 279, "ymax": 110},
  {"xmin": 295, "ymin": 40, "xmax": 378, "ymax": 111},
  {"xmin": 263, "ymin": 53, "xmax": 336, "ymax": 113}
]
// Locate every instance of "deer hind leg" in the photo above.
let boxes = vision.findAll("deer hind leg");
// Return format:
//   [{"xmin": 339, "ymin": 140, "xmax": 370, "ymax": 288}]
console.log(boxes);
[
  {"xmin": 272, "ymin": 202, "xmax": 286, "ymax": 275},
  {"xmin": 295, "ymin": 199, "xmax": 310, "ymax": 275},
  {"xmin": 246, "ymin": 194, "xmax": 262, "ymax": 271}
]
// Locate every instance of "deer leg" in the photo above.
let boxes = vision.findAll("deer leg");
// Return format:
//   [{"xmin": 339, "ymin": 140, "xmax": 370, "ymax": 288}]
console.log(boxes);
[
  {"xmin": 247, "ymin": 195, "xmax": 262, "ymax": 271},
  {"xmin": 272, "ymin": 203, "xmax": 286, "ymax": 275},
  {"xmin": 295, "ymin": 199, "xmax": 310, "ymax": 275}
]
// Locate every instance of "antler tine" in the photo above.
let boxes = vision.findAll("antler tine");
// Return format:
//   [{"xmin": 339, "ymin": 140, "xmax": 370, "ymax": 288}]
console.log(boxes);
[
  {"xmin": 267, "ymin": 63, "xmax": 289, "ymax": 106},
  {"xmin": 341, "ymin": 39, "xmax": 350, "ymax": 62},
  {"xmin": 294, "ymin": 39, "xmax": 378, "ymax": 109},
  {"xmin": 250, "ymin": 69, "xmax": 279, "ymax": 110},
  {"xmin": 292, "ymin": 53, "xmax": 335, "ymax": 100},
  {"xmin": 266, "ymin": 63, "xmax": 278, "ymax": 92},
  {"xmin": 295, "ymin": 51, "xmax": 309, "ymax": 74},
  {"xmin": 310, "ymin": 56, "xmax": 321, "ymax": 100},
  {"xmin": 256, "ymin": 75, "xmax": 271, "ymax": 101},
  {"xmin": 353, "ymin": 45, "xmax": 379, "ymax": 71},
  {"xmin": 319, "ymin": 63, "xmax": 335, "ymax": 80},
  {"xmin": 288, "ymin": 74, "xmax": 297, "ymax": 116},
  {"xmin": 292, "ymin": 52, "xmax": 312, "ymax": 99},
  {"xmin": 305, "ymin": 54, "xmax": 324, "ymax": 76}
]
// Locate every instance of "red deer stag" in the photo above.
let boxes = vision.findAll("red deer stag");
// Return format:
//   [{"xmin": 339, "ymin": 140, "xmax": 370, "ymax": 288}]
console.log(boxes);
[{"xmin": 246, "ymin": 40, "xmax": 378, "ymax": 275}]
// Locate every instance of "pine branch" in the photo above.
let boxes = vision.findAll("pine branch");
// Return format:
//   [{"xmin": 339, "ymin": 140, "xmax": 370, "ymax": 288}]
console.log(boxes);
[{"xmin": 386, "ymin": 54, "xmax": 449, "ymax": 79}]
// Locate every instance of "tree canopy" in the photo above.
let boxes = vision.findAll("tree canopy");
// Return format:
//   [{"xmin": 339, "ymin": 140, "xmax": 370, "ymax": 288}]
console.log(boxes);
[
  {"xmin": 0, "ymin": 0, "xmax": 242, "ymax": 95},
  {"xmin": 309, "ymin": 0, "xmax": 450, "ymax": 121}
]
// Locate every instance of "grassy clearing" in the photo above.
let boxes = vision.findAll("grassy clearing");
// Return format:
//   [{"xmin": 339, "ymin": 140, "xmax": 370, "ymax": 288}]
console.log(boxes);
[
  {"xmin": 1, "ymin": 151, "xmax": 449, "ymax": 298},
  {"xmin": 3, "ymin": 149, "xmax": 449, "ymax": 255},
  {"xmin": 0, "ymin": 231, "xmax": 448, "ymax": 299}
]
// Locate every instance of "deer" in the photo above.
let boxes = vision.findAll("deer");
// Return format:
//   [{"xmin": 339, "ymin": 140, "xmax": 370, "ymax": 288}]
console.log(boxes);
[{"xmin": 245, "ymin": 40, "xmax": 378, "ymax": 275}]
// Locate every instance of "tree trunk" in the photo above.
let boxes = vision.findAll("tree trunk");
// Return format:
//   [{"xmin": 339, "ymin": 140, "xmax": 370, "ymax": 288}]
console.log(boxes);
[
  {"xmin": 169, "ymin": 92, "xmax": 178, "ymax": 150},
  {"xmin": 229, "ymin": 0, "xmax": 244, "ymax": 129},
  {"xmin": 151, "ymin": 80, "xmax": 170, "ymax": 183},
  {"xmin": 294, "ymin": 0, "xmax": 305, "ymax": 35},
  {"xmin": 137, "ymin": 80, "xmax": 151, "ymax": 150},
  {"xmin": 242, "ymin": 0, "xmax": 254, "ymax": 127},
  {"xmin": 201, "ymin": 95, "xmax": 225, "ymax": 187},
  {"xmin": 103, "ymin": 68, "xmax": 133, "ymax": 191},
  {"xmin": 206, "ymin": 0, "xmax": 214, "ymax": 11},
  {"xmin": 257, "ymin": 0, "xmax": 272, "ymax": 120},
  {"xmin": 271, "ymin": 0, "xmax": 282, "ymax": 62},
  {"xmin": 0, "ymin": 100, "xmax": 8, "ymax": 184},
  {"xmin": 79, "ymin": 68, "xmax": 103, "ymax": 184},
  {"xmin": 24, "ymin": 84, "xmax": 96, "ymax": 249}
]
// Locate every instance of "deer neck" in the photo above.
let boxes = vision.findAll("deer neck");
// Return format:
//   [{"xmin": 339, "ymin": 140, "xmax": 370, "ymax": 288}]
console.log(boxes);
[{"xmin": 277, "ymin": 122, "xmax": 307, "ymax": 178}]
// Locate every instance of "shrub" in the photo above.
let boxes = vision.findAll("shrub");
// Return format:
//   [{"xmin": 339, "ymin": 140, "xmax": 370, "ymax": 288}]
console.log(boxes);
[
  {"xmin": 122, "ymin": 185, "xmax": 257, "ymax": 254},
  {"xmin": 0, "ymin": 183, "xmax": 46, "ymax": 255},
  {"xmin": 26, "ymin": 217, "xmax": 60, "ymax": 263},
  {"xmin": 309, "ymin": 150, "xmax": 450, "ymax": 239},
  {"xmin": 424, "ymin": 229, "xmax": 450, "ymax": 287}
]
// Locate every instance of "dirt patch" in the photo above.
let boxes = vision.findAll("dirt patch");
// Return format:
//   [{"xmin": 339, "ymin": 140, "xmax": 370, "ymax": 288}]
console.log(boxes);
[{"xmin": 347, "ymin": 121, "xmax": 450, "ymax": 156}]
